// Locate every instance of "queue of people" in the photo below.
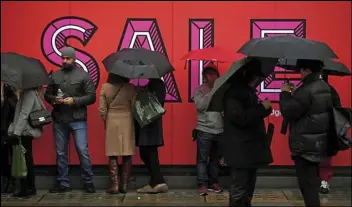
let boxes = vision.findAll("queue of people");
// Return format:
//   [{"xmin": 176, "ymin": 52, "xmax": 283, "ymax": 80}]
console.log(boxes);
[{"xmin": 0, "ymin": 45, "xmax": 347, "ymax": 207}]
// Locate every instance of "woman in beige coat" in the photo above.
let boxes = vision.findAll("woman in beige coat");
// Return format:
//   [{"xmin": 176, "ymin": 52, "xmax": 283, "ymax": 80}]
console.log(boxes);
[{"xmin": 98, "ymin": 74, "xmax": 136, "ymax": 194}]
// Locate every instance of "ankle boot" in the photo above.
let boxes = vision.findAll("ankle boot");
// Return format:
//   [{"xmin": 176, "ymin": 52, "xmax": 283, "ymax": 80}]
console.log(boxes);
[
  {"xmin": 119, "ymin": 161, "xmax": 132, "ymax": 194},
  {"xmin": 106, "ymin": 159, "xmax": 119, "ymax": 194},
  {"xmin": 2, "ymin": 177, "xmax": 15, "ymax": 193}
]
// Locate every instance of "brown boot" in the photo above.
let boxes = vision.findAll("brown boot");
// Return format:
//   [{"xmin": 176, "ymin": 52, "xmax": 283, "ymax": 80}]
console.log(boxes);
[
  {"xmin": 106, "ymin": 159, "xmax": 119, "ymax": 194},
  {"xmin": 119, "ymin": 161, "xmax": 132, "ymax": 194}
]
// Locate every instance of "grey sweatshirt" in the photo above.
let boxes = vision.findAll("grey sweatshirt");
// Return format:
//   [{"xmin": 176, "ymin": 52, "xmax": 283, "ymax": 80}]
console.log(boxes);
[{"xmin": 193, "ymin": 84, "xmax": 224, "ymax": 135}]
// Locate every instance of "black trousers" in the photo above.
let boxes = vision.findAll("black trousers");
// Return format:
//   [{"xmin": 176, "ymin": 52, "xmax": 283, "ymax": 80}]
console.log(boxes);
[
  {"xmin": 19, "ymin": 137, "xmax": 36, "ymax": 191},
  {"xmin": 139, "ymin": 146, "xmax": 165, "ymax": 188},
  {"xmin": 1, "ymin": 141, "xmax": 13, "ymax": 178},
  {"xmin": 229, "ymin": 168, "xmax": 257, "ymax": 207},
  {"xmin": 293, "ymin": 156, "xmax": 320, "ymax": 207}
]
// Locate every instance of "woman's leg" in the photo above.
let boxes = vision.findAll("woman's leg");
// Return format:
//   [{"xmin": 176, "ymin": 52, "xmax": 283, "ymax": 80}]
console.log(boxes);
[
  {"xmin": 1, "ymin": 142, "xmax": 15, "ymax": 193},
  {"xmin": 120, "ymin": 156, "xmax": 132, "ymax": 193},
  {"xmin": 148, "ymin": 146, "xmax": 165, "ymax": 187},
  {"xmin": 106, "ymin": 156, "xmax": 119, "ymax": 194},
  {"xmin": 13, "ymin": 137, "xmax": 35, "ymax": 197},
  {"xmin": 137, "ymin": 147, "xmax": 154, "ymax": 193},
  {"xmin": 319, "ymin": 157, "xmax": 333, "ymax": 194}
]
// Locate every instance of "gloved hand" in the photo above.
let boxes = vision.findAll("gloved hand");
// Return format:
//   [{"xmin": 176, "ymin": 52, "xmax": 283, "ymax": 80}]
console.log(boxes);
[{"xmin": 7, "ymin": 135, "xmax": 20, "ymax": 145}]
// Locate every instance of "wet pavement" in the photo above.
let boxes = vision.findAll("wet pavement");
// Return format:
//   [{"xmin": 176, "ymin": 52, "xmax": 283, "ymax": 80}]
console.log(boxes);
[{"xmin": 1, "ymin": 188, "xmax": 351, "ymax": 206}]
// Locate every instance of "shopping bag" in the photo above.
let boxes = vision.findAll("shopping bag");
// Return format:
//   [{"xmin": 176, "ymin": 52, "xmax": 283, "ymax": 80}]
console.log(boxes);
[
  {"xmin": 11, "ymin": 139, "xmax": 27, "ymax": 178},
  {"xmin": 133, "ymin": 91, "xmax": 165, "ymax": 128}
]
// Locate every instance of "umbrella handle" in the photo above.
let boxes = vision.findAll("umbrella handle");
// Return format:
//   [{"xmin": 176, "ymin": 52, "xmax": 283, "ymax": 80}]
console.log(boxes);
[{"xmin": 183, "ymin": 60, "xmax": 187, "ymax": 70}]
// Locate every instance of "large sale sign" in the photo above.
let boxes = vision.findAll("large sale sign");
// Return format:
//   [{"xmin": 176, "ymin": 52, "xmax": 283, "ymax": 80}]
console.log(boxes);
[
  {"xmin": 2, "ymin": 1, "xmax": 350, "ymax": 166},
  {"xmin": 251, "ymin": 19, "xmax": 305, "ymax": 102}
]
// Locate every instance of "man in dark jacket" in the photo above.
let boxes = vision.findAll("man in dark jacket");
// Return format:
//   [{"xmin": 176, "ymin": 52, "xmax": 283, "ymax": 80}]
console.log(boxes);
[
  {"xmin": 1, "ymin": 84, "xmax": 17, "ymax": 193},
  {"xmin": 44, "ymin": 47, "xmax": 96, "ymax": 193},
  {"xmin": 279, "ymin": 59, "xmax": 333, "ymax": 207},
  {"xmin": 319, "ymin": 73, "xmax": 341, "ymax": 194},
  {"xmin": 222, "ymin": 59, "xmax": 273, "ymax": 207}
]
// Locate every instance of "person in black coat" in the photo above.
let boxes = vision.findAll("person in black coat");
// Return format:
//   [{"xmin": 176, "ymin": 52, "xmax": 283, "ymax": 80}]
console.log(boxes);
[
  {"xmin": 136, "ymin": 78, "xmax": 168, "ymax": 194},
  {"xmin": 1, "ymin": 84, "xmax": 17, "ymax": 193},
  {"xmin": 221, "ymin": 59, "xmax": 273, "ymax": 207},
  {"xmin": 319, "ymin": 73, "xmax": 342, "ymax": 194},
  {"xmin": 279, "ymin": 59, "xmax": 333, "ymax": 207}
]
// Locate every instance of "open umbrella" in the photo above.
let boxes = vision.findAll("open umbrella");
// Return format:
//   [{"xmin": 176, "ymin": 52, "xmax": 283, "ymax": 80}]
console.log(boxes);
[
  {"xmin": 1, "ymin": 64, "xmax": 22, "ymax": 89},
  {"xmin": 181, "ymin": 47, "xmax": 241, "ymax": 62},
  {"xmin": 103, "ymin": 48, "xmax": 174, "ymax": 79},
  {"xmin": 206, "ymin": 57, "xmax": 278, "ymax": 112},
  {"xmin": 238, "ymin": 35, "xmax": 338, "ymax": 61},
  {"xmin": 278, "ymin": 58, "xmax": 351, "ymax": 76},
  {"xmin": 1, "ymin": 53, "xmax": 51, "ymax": 89}
]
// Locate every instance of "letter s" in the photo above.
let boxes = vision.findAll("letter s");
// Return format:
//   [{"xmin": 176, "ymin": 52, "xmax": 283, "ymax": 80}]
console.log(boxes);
[{"xmin": 41, "ymin": 16, "xmax": 100, "ymax": 88}]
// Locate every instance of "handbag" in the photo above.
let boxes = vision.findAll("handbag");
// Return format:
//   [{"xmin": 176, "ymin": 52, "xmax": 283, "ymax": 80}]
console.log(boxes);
[
  {"xmin": 11, "ymin": 138, "xmax": 27, "ymax": 178},
  {"xmin": 133, "ymin": 91, "xmax": 166, "ymax": 128},
  {"xmin": 28, "ymin": 92, "xmax": 52, "ymax": 128}
]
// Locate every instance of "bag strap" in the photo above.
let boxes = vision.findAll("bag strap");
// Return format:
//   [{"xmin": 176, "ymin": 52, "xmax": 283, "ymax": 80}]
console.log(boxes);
[
  {"xmin": 108, "ymin": 84, "xmax": 124, "ymax": 108},
  {"xmin": 36, "ymin": 91, "xmax": 47, "ymax": 110}
]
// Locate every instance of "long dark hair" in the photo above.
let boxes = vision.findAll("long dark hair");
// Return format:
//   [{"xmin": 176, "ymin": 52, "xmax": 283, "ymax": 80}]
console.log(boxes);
[{"xmin": 107, "ymin": 73, "xmax": 129, "ymax": 84}]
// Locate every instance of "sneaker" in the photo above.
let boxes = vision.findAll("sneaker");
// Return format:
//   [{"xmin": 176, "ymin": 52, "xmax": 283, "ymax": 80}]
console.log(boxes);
[
  {"xmin": 199, "ymin": 185, "xmax": 208, "ymax": 196},
  {"xmin": 320, "ymin": 180, "xmax": 330, "ymax": 194},
  {"xmin": 49, "ymin": 184, "xmax": 72, "ymax": 193},
  {"xmin": 208, "ymin": 183, "xmax": 223, "ymax": 193},
  {"xmin": 84, "ymin": 183, "xmax": 96, "ymax": 194}
]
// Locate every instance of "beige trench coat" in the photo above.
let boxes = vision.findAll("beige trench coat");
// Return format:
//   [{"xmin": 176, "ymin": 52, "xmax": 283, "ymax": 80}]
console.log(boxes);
[{"xmin": 98, "ymin": 83, "xmax": 136, "ymax": 156}]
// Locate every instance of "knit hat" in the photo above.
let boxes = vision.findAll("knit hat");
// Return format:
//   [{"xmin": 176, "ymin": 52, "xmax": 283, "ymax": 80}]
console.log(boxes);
[{"xmin": 60, "ymin": 47, "xmax": 76, "ymax": 60}]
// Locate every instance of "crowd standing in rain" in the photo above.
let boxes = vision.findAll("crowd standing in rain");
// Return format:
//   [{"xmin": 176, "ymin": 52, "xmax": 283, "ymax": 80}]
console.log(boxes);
[{"xmin": 1, "ymin": 33, "xmax": 352, "ymax": 207}]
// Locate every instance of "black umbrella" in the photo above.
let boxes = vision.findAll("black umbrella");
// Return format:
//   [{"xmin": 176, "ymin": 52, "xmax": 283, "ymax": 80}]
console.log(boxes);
[
  {"xmin": 103, "ymin": 48, "xmax": 174, "ymax": 79},
  {"xmin": 238, "ymin": 35, "xmax": 338, "ymax": 61},
  {"xmin": 278, "ymin": 58, "xmax": 351, "ymax": 76},
  {"xmin": 1, "ymin": 63, "xmax": 22, "ymax": 89},
  {"xmin": 1, "ymin": 53, "xmax": 51, "ymax": 89},
  {"xmin": 206, "ymin": 57, "xmax": 278, "ymax": 112}
]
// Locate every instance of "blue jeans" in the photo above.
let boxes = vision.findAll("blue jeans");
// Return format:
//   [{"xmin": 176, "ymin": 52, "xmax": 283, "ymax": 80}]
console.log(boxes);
[
  {"xmin": 53, "ymin": 121, "xmax": 93, "ymax": 187},
  {"xmin": 196, "ymin": 130, "xmax": 221, "ymax": 187}
]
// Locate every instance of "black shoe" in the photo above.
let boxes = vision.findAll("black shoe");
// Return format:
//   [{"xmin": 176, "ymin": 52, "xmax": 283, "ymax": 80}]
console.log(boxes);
[
  {"xmin": 84, "ymin": 183, "xmax": 96, "ymax": 194},
  {"xmin": 2, "ymin": 177, "xmax": 15, "ymax": 193},
  {"xmin": 12, "ymin": 189, "xmax": 36, "ymax": 198},
  {"xmin": 49, "ymin": 184, "xmax": 72, "ymax": 193}
]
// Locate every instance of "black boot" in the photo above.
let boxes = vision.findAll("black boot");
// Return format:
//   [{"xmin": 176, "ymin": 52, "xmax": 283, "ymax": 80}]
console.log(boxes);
[{"xmin": 2, "ymin": 177, "xmax": 15, "ymax": 194}]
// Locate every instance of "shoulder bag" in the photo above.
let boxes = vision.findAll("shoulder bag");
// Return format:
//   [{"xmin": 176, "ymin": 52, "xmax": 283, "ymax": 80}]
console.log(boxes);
[{"xmin": 28, "ymin": 92, "xmax": 52, "ymax": 128}]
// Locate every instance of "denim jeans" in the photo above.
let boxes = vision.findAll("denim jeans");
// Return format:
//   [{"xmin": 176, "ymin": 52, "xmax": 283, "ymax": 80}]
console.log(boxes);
[
  {"xmin": 196, "ymin": 130, "xmax": 221, "ymax": 187},
  {"xmin": 53, "ymin": 121, "xmax": 93, "ymax": 187}
]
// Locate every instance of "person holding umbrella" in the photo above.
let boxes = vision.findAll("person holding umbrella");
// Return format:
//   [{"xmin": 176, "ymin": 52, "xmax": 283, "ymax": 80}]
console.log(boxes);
[
  {"xmin": 1, "ymin": 83, "xmax": 17, "ymax": 194},
  {"xmin": 192, "ymin": 65, "xmax": 223, "ymax": 196},
  {"xmin": 279, "ymin": 59, "xmax": 333, "ymax": 207},
  {"xmin": 221, "ymin": 59, "xmax": 274, "ymax": 207},
  {"xmin": 7, "ymin": 86, "xmax": 45, "ymax": 197},
  {"xmin": 98, "ymin": 73, "xmax": 136, "ymax": 194},
  {"xmin": 136, "ymin": 78, "xmax": 168, "ymax": 194},
  {"xmin": 1, "ymin": 53, "xmax": 52, "ymax": 197},
  {"xmin": 319, "ymin": 72, "xmax": 341, "ymax": 194}
]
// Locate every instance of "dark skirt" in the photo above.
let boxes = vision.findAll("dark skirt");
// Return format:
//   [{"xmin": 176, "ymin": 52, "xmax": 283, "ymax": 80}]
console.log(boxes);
[{"xmin": 135, "ymin": 118, "xmax": 164, "ymax": 147}]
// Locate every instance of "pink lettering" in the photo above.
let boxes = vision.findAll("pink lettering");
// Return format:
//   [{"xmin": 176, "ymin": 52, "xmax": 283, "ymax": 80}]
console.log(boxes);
[{"xmin": 41, "ymin": 16, "xmax": 100, "ymax": 88}]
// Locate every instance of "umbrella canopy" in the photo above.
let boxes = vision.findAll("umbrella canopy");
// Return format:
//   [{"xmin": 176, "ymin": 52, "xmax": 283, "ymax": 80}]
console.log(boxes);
[
  {"xmin": 207, "ymin": 57, "xmax": 278, "ymax": 112},
  {"xmin": 1, "ymin": 53, "xmax": 51, "ymax": 89},
  {"xmin": 103, "ymin": 48, "xmax": 174, "ymax": 79},
  {"xmin": 1, "ymin": 63, "xmax": 22, "ymax": 89},
  {"xmin": 181, "ymin": 47, "xmax": 241, "ymax": 62},
  {"xmin": 278, "ymin": 58, "xmax": 351, "ymax": 76},
  {"xmin": 238, "ymin": 35, "xmax": 338, "ymax": 61}
]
